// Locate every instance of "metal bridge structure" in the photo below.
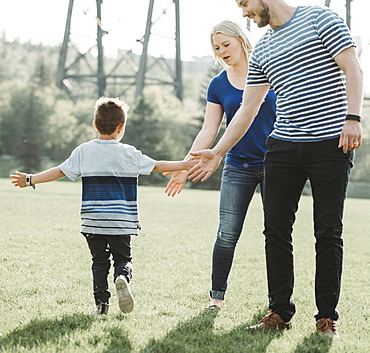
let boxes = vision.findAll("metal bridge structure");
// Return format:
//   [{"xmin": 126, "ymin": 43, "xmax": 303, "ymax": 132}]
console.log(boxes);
[
  {"xmin": 56, "ymin": 0, "xmax": 355, "ymax": 101},
  {"xmin": 325, "ymin": 0, "xmax": 353, "ymax": 29},
  {"xmin": 56, "ymin": 0, "xmax": 182, "ymax": 101}
]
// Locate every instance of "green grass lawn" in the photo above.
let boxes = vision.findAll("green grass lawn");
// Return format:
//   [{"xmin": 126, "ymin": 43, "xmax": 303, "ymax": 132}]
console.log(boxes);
[{"xmin": 0, "ymin": 177, "xmax": 369, "ymax": 352}]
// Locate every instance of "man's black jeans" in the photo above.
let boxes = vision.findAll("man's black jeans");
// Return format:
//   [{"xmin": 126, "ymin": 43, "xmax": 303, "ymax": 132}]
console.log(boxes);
[{"xmin": 263, "ymin": 137, "xmax": 353, "ymax": 322}]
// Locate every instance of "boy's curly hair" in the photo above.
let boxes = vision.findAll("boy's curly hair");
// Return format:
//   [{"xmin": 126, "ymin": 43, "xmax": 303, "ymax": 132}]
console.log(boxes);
[{"xmin": 94, "ymin": 97, "xmax": 130, "ymax": 135}]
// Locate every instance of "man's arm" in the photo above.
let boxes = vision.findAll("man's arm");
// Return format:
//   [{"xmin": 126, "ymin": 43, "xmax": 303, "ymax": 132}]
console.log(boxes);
[
  {"xmin": 335, "ymin": 46, "xmax": 363, "ymax": 153},
  {"xmin": 188, "ymin": 85, "xmax": 270, "ymax": 182}
]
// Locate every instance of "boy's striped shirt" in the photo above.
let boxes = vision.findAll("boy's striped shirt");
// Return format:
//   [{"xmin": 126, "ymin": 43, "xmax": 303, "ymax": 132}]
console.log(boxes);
[{"xmin": 59, "ymin": 139, "xmax": 156, "ymax": 236}]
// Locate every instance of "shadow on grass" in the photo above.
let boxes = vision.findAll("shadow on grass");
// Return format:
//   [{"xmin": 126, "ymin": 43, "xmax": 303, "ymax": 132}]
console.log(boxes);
[
  {"xmin": 141, "ymin": 309, "xmax": 284, "ymax": 353},
  {"xmin": 0, "ymin": 313, "xmax": 94, "ymax": 351},
  {"xmin": 293, "ymin": 332, "xmax": 333, "ymax": 353},
  {"xmin": 100, "ymin": 325, "xmax": 132, "ymax": 353}
]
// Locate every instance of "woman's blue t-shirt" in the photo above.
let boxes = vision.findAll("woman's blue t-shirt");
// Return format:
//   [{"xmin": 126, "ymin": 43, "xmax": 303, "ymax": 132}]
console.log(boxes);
[{"xmin": 207, "ymin": 69, "xmax": 276, "ymax": 171}]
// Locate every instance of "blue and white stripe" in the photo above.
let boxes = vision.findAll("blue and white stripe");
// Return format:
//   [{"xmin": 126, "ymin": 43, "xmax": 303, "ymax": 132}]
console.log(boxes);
[
  {"xmin": 247, "ymin": 6, "xmax": 356, "ymax": 142},
  {"xmin": 80, "ymin": 176, "xmax": 140, "ymax": 235},
  {"xmin": 59, "ymin": 139, "xmax": 156, "ymax": 236}
]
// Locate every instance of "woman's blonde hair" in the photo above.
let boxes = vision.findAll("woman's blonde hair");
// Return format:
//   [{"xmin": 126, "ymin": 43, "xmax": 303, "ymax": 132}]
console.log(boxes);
[{"xmin": 210, "ymin": 20, "xmax": 252, "ymax": 66}]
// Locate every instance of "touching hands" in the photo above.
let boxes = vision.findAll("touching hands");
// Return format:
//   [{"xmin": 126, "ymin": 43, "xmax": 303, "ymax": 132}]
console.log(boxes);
[
  {"xmin": 188, "ymin": 149, "xmax": 222, "ymax": 182},
  {"xmin": 164, "ymin": 170, "xmax": 188, "ymax": 197},
  {"xmin": 163, "ymin": 156, "xmax": 199, "ymax": 196},
  {"xmin": 338, "ymin": 120, "xmax": 362, "ymax": 153},
  {"xmin": 184, "ymin": 156, "xmax": 199, "ymax": 171},
  {"xmin": 10, "ymin": 171, "xmax": 27, "ymax": 188}
]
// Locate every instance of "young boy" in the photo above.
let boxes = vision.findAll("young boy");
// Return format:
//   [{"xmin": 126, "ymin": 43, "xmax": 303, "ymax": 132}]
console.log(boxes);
[{"xmin": 11, "ymin": 97, "xmax": 196, "ymax": 315}]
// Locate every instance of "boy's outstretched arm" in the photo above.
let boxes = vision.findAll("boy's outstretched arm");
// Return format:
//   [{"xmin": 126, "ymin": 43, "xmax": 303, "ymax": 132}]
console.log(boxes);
[
  {"xmin": 152, "ymin": 158, "xmax": 197, "ymax": 174},
  {"xmin": 11, "ymin": 167, "xmax": 66, "ymax": 188}
]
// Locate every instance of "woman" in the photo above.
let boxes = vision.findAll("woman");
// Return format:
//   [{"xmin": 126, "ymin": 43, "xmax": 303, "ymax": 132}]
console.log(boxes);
[{"xmin": 165, "ymin": 20, "xmax": 276, "ymax": 309}]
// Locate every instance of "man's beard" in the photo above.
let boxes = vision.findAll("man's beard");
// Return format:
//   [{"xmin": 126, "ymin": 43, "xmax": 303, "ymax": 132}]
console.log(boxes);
[{"xmin": 256, "ymin": 0, "xmax": 270, "ymax": 28}]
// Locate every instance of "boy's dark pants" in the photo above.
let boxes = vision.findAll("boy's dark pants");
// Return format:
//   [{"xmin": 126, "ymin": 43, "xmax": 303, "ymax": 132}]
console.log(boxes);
[
  {"xmin": 84, "ymin": 234, "xmax": 132, "ymax": 305},
  {"xmin": 263, "ymin": 137, "xmax": 353, "ymax": 323}
]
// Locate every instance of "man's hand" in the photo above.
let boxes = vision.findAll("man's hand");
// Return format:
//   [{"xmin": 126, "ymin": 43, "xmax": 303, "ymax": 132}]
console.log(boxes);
[
  {"xmin": 188, "ymin": 149, "xmax": 222, "ymax": 182},
  {"xmin": 164, "ymin": 170, "xmax": 188, "ymax": 197},
  {"xmin": 338, "ymin": 120, "xmax": 362, "ymax": 153}
]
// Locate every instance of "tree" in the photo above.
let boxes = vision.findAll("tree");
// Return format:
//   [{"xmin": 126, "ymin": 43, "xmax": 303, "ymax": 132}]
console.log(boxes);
[
  {"xmin": 44, "ymin": 97, "xmax": 96, "ymax": 161},
  {"xmin": 19, "ymin": 89, "xmax": 45, "ymax": 171},
  {"xmin": 0, "ymin": 85, "xmax": 47, "ymax": 172},
  {"xmin": 0, "ymin": 82, "xmax": 95, "ymax": 172},
  {"xmin": 124, "ymin": 86, "xmax": 197, "ymax": 185},
  {"xmin": 189, "ymin": 65, "xmax": 224, "ymax": 190}
]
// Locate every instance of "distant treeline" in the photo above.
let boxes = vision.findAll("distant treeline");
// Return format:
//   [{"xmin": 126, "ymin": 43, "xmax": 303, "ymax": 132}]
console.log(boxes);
[
  {"xmin": 0, "ymin": 38, "xmax": 225, "ymax": 189},
  {"xmin": 0, "ymin": 38, "xmax": 369, "ymax": 187}
]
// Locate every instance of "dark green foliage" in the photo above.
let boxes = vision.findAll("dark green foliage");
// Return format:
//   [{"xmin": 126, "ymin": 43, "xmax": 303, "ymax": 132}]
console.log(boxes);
[
  {"xmin": 124, "ymin": 87, "xmax": 198, "ymax": 186},
  {"xmin": 18, "ymin": 89, "xmax": 44, "ymax": 172},
  {"xmin": 0, "ymin": 83, "xmax": 96, "ymax": 172},
  {"xmin": 0, "ymin": 36, "xmax": 369, "ymax": 187},
  {"xmin": 33, "ymin": 57, "xmax": 54, "ymax": 87},
  {"xmin": 0, "ymin": 86, "xmax": 46, "ymax": 172},
  {"xmin": 189, "ymin": 65, "xmax": 225, "ymax": 191}
]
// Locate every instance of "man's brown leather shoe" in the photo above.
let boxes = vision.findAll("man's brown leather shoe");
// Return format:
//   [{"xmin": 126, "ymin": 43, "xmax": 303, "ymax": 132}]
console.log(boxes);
[
  {"xmin": 249, "ymin": 312, "xmax": 291, "ymax": 330},
  {"xmin": 316, "ymin": 318, "xmax": 338, "ymax": 338}
]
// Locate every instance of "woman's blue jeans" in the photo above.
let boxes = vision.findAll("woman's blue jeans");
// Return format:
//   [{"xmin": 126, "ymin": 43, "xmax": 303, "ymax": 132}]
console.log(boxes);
[
  {"xmin": 84, "ymin": 234, "xmax": 133, "ymax": 305},
  {"xmin": 263, "ymin": 137, "xmax": 353, "ymax": 322},
  {"xmin": 210, "ymin": 162, "xmax": 264, "ymax": 301}
]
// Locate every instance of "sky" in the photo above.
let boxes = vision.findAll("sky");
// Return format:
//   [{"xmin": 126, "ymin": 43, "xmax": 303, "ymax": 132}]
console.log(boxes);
[{"xmin": 1, "ymin": 0, "xmax": 369, "ymax": 93}]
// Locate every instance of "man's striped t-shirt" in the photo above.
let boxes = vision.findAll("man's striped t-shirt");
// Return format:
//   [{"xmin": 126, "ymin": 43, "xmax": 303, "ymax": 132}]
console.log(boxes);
[
  {"xmin": 247, "ymin": 6, "xmax": 356, "ymax": 142},
  {"xmin": 59, "ymin": 139, "xmax": 156, "ymax": 236}
]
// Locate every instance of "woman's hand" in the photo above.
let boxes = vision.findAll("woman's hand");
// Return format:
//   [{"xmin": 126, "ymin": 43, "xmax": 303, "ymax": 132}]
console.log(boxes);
[{"xmin": 188, "ymin": 149, "xmax": 222, "ymax": 182}]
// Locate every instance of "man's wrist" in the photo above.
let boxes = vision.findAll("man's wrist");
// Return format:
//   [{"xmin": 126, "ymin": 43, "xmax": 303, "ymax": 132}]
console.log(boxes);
[
  {"xmin": 346, "ymin": 114, "xmax": 361, "ymax": 122},
  {"xmin": 25, "ymin": 174, "xmax": 36, "ymax": 189}
]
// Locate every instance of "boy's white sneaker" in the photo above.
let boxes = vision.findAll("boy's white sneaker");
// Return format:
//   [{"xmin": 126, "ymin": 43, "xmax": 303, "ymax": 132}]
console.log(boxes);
[
  {"xmin": 115, "ymin": 275, "xmax": 134, "ymax": 313},
  {"xmin": 93, "ymin": 302, "xmax": 109, "ymax": 315}
]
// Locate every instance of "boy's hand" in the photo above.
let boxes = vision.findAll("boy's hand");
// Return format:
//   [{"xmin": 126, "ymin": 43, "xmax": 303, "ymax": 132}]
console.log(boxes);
[
  {"xmin": 10, "ymin": 171, "xmax": 27, "ymax": 188},
  {"xmin": 184, "ymin": 156, "xmax": 199, "ymax": 170},
  {"xmin": 164, "ymin": 170, "xmax": 188, "ymax": 197}
]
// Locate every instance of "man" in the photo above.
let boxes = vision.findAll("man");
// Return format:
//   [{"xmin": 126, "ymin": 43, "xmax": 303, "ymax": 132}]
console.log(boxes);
[{"xmin": 189, "ymin": 0, "xmax": 363, "ymax": 337}]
